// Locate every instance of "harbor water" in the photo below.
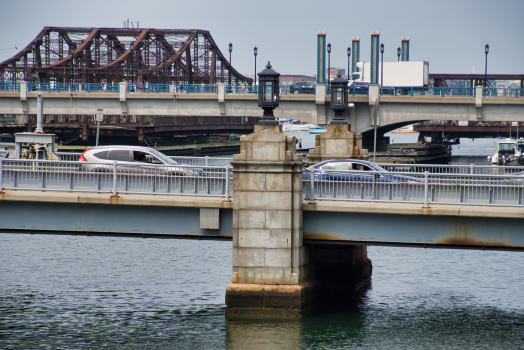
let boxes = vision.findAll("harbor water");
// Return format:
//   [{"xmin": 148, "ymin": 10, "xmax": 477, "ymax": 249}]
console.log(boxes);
[{"xmin": 1, "ymin": 133, "xmax": 524, "ymax": 349}]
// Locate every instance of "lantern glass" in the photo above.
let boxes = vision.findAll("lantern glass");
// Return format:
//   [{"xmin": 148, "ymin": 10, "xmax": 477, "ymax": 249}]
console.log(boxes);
[
  {"xmin": 264, "ymin": 82, "xmax": 273, "ymax": 102},
  {"xmin": 336, "ymin": 90, "xmax": 343, "ymax": 104}
]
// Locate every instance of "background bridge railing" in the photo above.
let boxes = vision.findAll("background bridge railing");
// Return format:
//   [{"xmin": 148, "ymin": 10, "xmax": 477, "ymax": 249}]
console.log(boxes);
[
  {"xmin": 0, "ymin": 159, "xmax": 233, "ymax": 199},
  {"xmin": 304, "ymin": 168, "xmax": 524, "ymax": 207},
  {"xmin": 2, "ymin": 82, "xmax": 522, "ymax": 99}
]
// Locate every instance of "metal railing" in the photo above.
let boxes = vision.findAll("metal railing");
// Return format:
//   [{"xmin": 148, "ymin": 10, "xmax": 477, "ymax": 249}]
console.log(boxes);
[
  {"xmin": 170, "ymin": 155, "xmax": 232, "ymax": 167},
  {"xmin": 0, "ymin": 158, "xmax": 233, "ymax": 199},
  {"xmin": 2, "ymin": 156, "xmax": 524, "ymax": 207},
  {"xmin": 226, "ymin": 85, "xmax": 258, "ymax": 94},
  {"xmin": 484, "ymin": 87, "xmax": 524, "ymax": 98},
  {"xmin": 0, "ymin": 82, "xmax": 19, "ymax": 92},
  {"xmin": 26, "ymin": 82, "xmax": 120, "ymax": 93},
  {"xmin": 2, "ymin": 82, "xmax": 522, "ymax": 99},
  {"xmin": 303, "ymin": 167, "xmax": 524, "ymax": 207}
]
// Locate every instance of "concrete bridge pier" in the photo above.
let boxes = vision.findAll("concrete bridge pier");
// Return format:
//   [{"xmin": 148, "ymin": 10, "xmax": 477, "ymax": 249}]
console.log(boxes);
[
  {"xmin": 225, "ymin": 122, "xmax": 372, "ymax": 317},
  {"xmin": 225, "ymin": 124, "xmax": 317, "ymax": 317}
]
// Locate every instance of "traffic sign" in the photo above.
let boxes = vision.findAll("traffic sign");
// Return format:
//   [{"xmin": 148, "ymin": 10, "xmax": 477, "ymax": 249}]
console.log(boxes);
[{"xmin": 96, "ymin": 108, "xmax": 103, "ymax": 122}]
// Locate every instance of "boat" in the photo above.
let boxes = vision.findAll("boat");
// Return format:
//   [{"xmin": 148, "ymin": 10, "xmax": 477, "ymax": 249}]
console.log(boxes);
[
  {"xmin": 282, "ymin": 120, "xmax": 310, "ymax": 132},
  {"xmin": 391, "ymin": 125, "xmax": 415, "ymax": 133},
  {"xmin": 308, "ymin": 124, "xmax": 326, "ymax": 134},
  {"xmin": 488, "ymin": 138, "xmax": 524, "ymax": 166}
]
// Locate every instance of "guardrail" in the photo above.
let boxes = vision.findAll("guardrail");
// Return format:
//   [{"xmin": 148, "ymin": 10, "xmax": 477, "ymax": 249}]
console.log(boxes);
[
  {"xmin": 0, "ymin": 82, "xmax": 19, "ymax": 92},
  {"xmin": 0, "ymin": 158, "xmax": 233, "ymax": 199},
  {"xmin": 54, "ymin": 153, "xmax": 234, "ymax": 166},
  {"xmin": 303, "ymin": 168, "xmax": 524, "ymax": 207},
  {"xmin": 2, "ymin": 82, "xmax": 522, "ymax": 99}
]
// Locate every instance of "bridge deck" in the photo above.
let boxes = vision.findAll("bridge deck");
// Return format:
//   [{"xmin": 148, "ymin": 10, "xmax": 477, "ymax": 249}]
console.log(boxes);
[{"xmin": 1, "ymin": 191, "xmax": 523, "ymax": 251}]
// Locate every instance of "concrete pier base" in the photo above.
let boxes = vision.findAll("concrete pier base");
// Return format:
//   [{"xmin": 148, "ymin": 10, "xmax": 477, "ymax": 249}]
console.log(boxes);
[{"xmin": 225, "ymin": 280, "xmax": 319, "ymax": 317}]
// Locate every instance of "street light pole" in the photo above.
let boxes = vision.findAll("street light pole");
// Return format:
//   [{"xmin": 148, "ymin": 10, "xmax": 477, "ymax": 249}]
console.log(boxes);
[
  {"xmin": 484, "ymin": 44, "xmax": 489, "ymax": 88},
  {"xmin": 327, "ymin": 43, "xmax": 331, "ymax": 83},
  {"xmin": 228, "ymin": 42, "xmax": 232, "ymax": 88},
  {"xmin": 162, "ymin": 46, "xmax": 166, "ymax": 84},
  {"xmin": 380, "ymin": 43, "xmax": 384, "ymax": 87},
  {"xmin": 397, "ymin": 47, "xmax": 401, "ymax": 61},
  {"xmin": 254, "ymin": 46, "xmax": 258, "ymax": 86},
  {"xmin": 131, "ymin": 43, "xmax": 135, "ymax": 87},
  {"xmin": 70, "ymin": 44, "xmax": 75, "ymax": 84},
  {"xmin": 347, "ymin": 47, "xmax": 351, "ymax": 80},
  {"xmin": 31, "ymin": 43, "xmax": 36, "ymax": 83}
]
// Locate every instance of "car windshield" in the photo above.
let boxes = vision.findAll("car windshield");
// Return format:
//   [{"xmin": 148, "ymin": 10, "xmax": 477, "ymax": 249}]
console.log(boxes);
[{"xmin": 146, "ymin": 149, "xmax": 179, "ymax": 164}]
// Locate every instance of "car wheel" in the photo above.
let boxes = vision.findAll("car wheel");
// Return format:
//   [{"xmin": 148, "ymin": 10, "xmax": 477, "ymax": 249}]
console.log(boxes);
[{"xmin": 293, "ymin": 90, "xmax": 299, "ymax": 94}]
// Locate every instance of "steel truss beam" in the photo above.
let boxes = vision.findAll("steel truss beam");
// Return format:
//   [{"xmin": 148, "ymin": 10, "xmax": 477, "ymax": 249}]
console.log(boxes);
[{"xmin": 0, "ymin": 27, "xmax": 252, "ymax": 85}]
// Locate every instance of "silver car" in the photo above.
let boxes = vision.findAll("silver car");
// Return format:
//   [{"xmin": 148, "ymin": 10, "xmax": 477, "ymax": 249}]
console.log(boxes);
[{"xmin": 79, "ymin": 146, "xmax": 205, "ymax": 176}]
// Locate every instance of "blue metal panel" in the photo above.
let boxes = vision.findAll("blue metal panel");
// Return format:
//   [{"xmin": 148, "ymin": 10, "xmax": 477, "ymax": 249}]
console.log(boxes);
[
  {"xmin": 303, "ymin": 211, "xmax": 524, "ymax": 251},
  {"xmin": 351, "ymin": 38, "xmax": 360, "ymax": 77},
  {"xmin": 317, "ymin": 32, "xmax": 326, "ymax": 84},
  {"xmin": 402, "ymin": 39, "xmax": 410, "ymax": 61},
  {"xmin": 0, "ymin": 201, "xmax": 233, "ymax": 238},
  {"xmin": 370, "ymin": 32, "xmax": 380, "ymax": 84}
]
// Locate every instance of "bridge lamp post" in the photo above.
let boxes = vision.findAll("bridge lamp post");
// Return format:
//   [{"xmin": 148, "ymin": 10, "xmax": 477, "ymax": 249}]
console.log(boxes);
[
  {"xmin": 257, "ymin": 61, "xmax": 280, "ymax": 125},
  {"xmin": 31, "ymin": 43, "xmax": 36, "ymax": 82},
  {"xmin": 397, "ymin": 47, "xmax": 401, "ymax": 61},
  {"xmin": 162, "ymin": 46, "xmax": 167, "ymax": 84},
  {"xmin": 347, "ymin": 47, "xmax": 351, "ymax": 80},
  {"xmin": 228, "ymin": 43, "xmax": 232, "ymax": 90},
  {"xmin": 131, "ymin": 43, "xmax": 135, "ymax": 87},
  {"xmin": 327, "ymin": 43, "xmax": 331, "ymax": 83},
  {"xmin": 484, "ymin": 44, "xmax": 489, "ymax": 88},
  {"xmin": 254, "ymin": 46, "xmax": 257, "ymax": 86},
  {"xmin": 69, "ymin": 44, "xmax": 75, "ymax": 84},
  {"xmin": 380, "ymin": 43, "xmax": 384, "ymax": 87},
  {"xmin": 329, "ymin": 72, "xmax": 348, "ymax": 124}
]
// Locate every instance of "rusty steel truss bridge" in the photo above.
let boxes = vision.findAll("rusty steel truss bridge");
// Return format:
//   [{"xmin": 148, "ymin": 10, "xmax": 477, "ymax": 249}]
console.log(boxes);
[{"xmin": 0, "ymin": 27, "xmax": 252, "ymax": 85}]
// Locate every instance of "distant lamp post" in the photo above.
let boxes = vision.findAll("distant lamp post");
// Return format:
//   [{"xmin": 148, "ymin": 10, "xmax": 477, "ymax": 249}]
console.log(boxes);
[
  {"xmin": 330, "ymin": 72, "xmax": 349, "ymax": 124},
  {"xmin": 397, "ymin": 46, "xmax": 401, "ymax": 61},
  {"xmin": 31, "ymin": 42, "xmax": 36, "ymax": 82},
  {"xmin": 69, "ymin": 44, "xmax": 75, "ymax": 84},
  {"xmin": 162, "ymin": 46, "xmax": 167, "ymax": 84},
  {"xmin": 130, "ymin": 43, "xmax": 135, "ymax": 86},
  {"xmin": 380, "ymin": 43, "xmax": 384, "ymax": 87},
  {"xmin": 347, "ymin": 47, "xmax": 351, "ymax": 80},
  {"xmin": 327, "ymin": 43, "xmax": 331, "ymax": 82},
  {"xmin": 254, "ymin": 46, "xmax": 258, "ymax": 86},
  {"xmin": 257, "ymin": 61, "xmax": 280, "ymax": 125},
  {"xmin": 484, "ymin": 44, "xmax": 489, "ymax": 88},
  {"xmin": 228, "ymin": 42, "xmax": 233, "ymax": 88}
]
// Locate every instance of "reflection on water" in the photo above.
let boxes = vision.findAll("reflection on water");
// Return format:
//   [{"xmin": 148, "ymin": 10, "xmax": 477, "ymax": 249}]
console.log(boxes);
[{"xmin": 1, "ymin": 234, "xmax": 524, "ymax": 349}]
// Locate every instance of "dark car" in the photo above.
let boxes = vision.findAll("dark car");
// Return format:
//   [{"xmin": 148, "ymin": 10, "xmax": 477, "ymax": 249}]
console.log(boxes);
[
  {"xmin": 289, "ymin": 81, "xmax": 316, "ymax": 94},
  {"xmin": 79, "ymin": 145, "xmax": 205, "ymax": 176},
  {"xmin": 302, "ymin": 159, "xmax": 422, "ymax": 183},
  {"xmin": 504, "ymin": 170, "xmax": 524, "ymax": 185},
  {"xmin": 348, "ymin": 82, "xmax": 395, "ymax": 95}
]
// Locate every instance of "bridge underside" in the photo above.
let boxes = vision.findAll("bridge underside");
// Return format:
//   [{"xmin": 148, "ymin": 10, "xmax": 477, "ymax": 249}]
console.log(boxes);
[{"xmin": 1, "ymin": 192, "xmax": 523, "ymax": 251}]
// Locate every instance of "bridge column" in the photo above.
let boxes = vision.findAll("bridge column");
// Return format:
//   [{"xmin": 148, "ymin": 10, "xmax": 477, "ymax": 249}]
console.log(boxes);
[
  {"xmin": 306, "ymin": 122, "xmax": 373, "ymax": 297},
  {"xmin": 226, "ymin": 124, "xmax": 317, "ymax": 317}
]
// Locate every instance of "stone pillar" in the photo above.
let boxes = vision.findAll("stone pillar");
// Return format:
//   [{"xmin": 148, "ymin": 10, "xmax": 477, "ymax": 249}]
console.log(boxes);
[
  {"xmin": 307, "ymin": 123, "xmax": 368, "ymax": 165},
  {"xmin": 226, "ymin": 124, "xmax": 317, "ymax": 317}
]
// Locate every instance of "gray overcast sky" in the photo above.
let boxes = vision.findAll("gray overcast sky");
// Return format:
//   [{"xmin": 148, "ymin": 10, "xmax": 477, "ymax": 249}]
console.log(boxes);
[{"xmin": 1, "ymin": 0, "xmax": 523, "ymax": 77}]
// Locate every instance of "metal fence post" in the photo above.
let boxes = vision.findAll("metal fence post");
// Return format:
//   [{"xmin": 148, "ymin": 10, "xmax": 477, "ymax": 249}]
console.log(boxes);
[
  {"xmin": 112, "ymin": 161, "xmax": 118, "ymax": 195},
  {"xmin": 469, "ymin": 164, "xmax": 474, "ymax": 174},
  {"xmin": 205, "ymin": 156, "xmax": 209, "ymax": 166},
  {"xmin": 225, "ymin": 165, "xmax": 231, "ymax": 201},
  {"xmin": 309, "ymin": 167, "xmax": 315, "ymax": 203},
  {"xmin": 0, "ymin": 157, "xmax": 3, "ymax": 191},
  {"xmin": 423, "ymin": 171, "xmax": 429, "ymax": 207}
]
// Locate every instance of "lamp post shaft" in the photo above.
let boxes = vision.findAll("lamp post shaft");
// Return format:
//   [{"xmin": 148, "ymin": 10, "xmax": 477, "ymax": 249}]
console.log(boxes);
[{"xmin": 484, "ymin": 53, "xmax": 488, "ymax": 88}]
